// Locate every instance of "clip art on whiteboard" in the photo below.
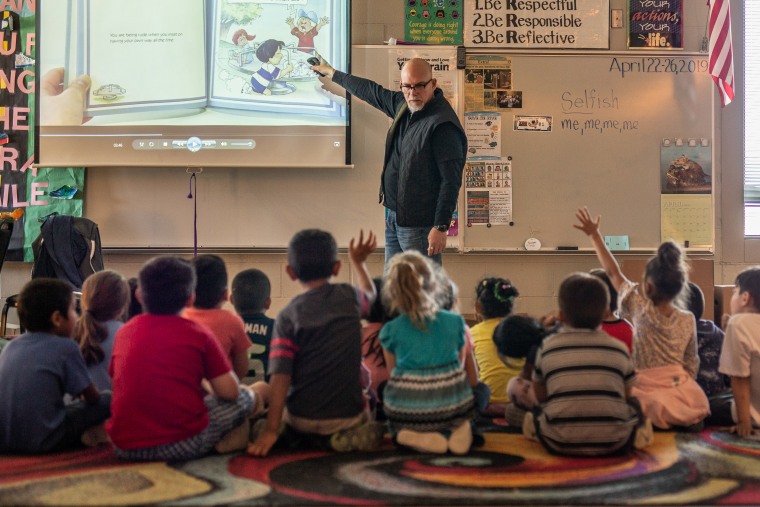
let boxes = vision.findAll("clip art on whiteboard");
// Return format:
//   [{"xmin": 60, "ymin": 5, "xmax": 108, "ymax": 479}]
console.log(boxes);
[{"xmin": 525, "ymin": 238, "xmax": 541, "ymax": 251}]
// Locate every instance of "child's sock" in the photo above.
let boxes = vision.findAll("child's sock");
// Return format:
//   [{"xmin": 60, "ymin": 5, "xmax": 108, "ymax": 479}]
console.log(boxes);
[
  {"xmin": 448, "ymin": 421, "xmax": 472, "ymax": 455},
  {"xmin": 522, "ymin": 411, "xmax": 538, "ymax": 441},
  {"xmin": 396, "ymin": 429, "xmax": 448, "ymax": 454},
  {"xmin": 80, "ymin": 424, "xmax": 110, "ymax": 447}
]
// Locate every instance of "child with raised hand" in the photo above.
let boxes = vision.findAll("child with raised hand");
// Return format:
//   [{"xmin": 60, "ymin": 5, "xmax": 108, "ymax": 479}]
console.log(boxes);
[
  {"xmin": 0, "ymin": 279, "xmax": 111, "ymax": 453},
  {"xmin": 107, "ymin": 256, "xmax": 269, "ymax": 461},
  {"xmin": 574, "ymin": 207, "xmax": 709, "ymax": 430},
  {"xmin": 471, "ymin": 277, "xmax": 521, "ymax": 415},
  {"xmin": 248, "ymin": 229, "xmax": 383, "ymax": 457},
  {"xmin": 361, "ymin": 277, "xmax": 391, "ymax": 398},
  {"xmin": 710, "ymin": 267, "xmax": 760, "ymax": 437},
  {"xmin": 73, "ymin": 270, "xmax": 130, "ymax": 392},
  {"xmin": 381, "ymin": 251, "xmax": 474, "ymax": 454}
]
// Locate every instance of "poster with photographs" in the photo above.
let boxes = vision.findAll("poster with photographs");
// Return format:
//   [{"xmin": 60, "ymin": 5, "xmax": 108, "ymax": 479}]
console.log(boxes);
[
  {"xmin": 465, "ymin": 160, "xmax": 512, "ymax": 226},
  {"xmin": 464, "ymin": 54, "xmax": 512, "ymax": 112},
  {"xmin": 514, "ymin": 115, "xmax": 553, "ymax": 132}
]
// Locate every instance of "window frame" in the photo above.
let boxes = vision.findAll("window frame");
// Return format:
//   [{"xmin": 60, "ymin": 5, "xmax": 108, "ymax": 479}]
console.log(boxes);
[{"xmin": 720, "ymin": 1, "xmax": 760, "ymax": 262}]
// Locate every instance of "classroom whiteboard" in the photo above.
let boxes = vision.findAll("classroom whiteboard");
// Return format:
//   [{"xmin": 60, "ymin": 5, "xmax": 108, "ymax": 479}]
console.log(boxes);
[
  {"xmin": 460, "ymin": 52, "xmax": 713, "ymax": 251},
  {"xmin": 84, "ymin": 47, "xmax": 713, "ymax": 251}
]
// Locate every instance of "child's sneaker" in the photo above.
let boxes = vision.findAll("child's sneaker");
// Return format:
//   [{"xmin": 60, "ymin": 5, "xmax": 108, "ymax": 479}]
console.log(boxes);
[
  {"xmin": 505, "ymin": 403, "xmax": 527, "ymax": 428},
  {"xmin": 329, "ymin": 421, "xmax": 385, "ymax": 452},
  {"xmin": 215, "ymin": 420, "xmax": 250, "ymax": 454},
  {"xmin": 396, "ymin": 429, "xmax": 448, "ymax": 454}
]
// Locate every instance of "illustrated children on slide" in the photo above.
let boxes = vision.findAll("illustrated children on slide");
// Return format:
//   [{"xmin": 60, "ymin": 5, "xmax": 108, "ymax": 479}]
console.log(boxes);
[
  {"xmin": 233, "ymin": 28, "xmax": 256, "ymax": 65},
  {"xmin": 249, "ymin": 39, "xmax": 294, "ymax": 95},
  {"xmin": 286, "ymin": 9, "xmax": 329, "ymax": 53}
]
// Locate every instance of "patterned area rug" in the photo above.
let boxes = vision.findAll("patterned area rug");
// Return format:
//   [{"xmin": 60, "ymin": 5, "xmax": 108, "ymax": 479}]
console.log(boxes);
[{"xmin": 1, "ymin": 428, "xmax": 760, "ymax": 506}]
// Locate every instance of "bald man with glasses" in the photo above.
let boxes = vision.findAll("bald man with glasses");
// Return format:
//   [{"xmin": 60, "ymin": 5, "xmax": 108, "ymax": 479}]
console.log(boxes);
[{"xmin": 311, "ymin": 56, "xmax": 467, "ymax": 266}]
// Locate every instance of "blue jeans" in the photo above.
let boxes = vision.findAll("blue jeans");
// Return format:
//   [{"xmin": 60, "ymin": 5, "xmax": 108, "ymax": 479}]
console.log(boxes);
[{"xmin": 385, "ymin": 209, "xmax": 441, "ymax": 267}]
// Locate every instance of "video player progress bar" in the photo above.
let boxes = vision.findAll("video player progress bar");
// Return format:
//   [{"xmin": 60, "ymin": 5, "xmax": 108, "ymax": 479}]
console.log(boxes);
[{"xmin": 132, "ymin": 137, "xmax": 256, "ymax": 152}]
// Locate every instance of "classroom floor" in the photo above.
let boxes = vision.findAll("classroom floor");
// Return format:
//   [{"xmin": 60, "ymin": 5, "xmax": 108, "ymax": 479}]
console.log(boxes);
[{"xmin": 2, "ymin": 422, "xmax": 760, "ymax": 506}]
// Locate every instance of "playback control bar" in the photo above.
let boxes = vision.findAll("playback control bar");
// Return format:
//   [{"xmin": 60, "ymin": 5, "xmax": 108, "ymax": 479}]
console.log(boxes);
[{"xmin": 131, "ymin": 137, "xmax": 256, "ymax": 152}]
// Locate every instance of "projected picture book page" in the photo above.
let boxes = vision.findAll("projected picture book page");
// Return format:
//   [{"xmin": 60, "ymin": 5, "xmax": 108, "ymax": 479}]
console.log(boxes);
[{"xmin": 37, "ymin": 0, "xmax": 350, "ymax": 168}]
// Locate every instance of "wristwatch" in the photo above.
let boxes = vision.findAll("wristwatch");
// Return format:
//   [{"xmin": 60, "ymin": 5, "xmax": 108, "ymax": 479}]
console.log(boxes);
[{"xmin": 434, "ymin": 224, "xmax": 449, "ymax": 232}]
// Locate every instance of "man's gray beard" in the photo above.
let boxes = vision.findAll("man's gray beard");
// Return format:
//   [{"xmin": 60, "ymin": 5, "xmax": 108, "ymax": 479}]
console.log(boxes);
[{"xmin": 408, "ymin": 104, "xmax": 422, "ymax": 113}]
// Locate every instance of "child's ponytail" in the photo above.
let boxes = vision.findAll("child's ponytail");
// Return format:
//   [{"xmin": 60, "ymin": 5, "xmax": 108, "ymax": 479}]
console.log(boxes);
[
  {"xmin": 383, "ymin": 251, "xmax": 438, "ymax": 329},
  {"xmin": 646, "ymin": 240, "xmax": 688, "ymax": 305},
  {"xmin": 73, "ymin": 270, "xmax": 130, "ymax": 366},
  {"xmin": 75, "ymin": 312, "xmax": 107, "ymax": 366}
]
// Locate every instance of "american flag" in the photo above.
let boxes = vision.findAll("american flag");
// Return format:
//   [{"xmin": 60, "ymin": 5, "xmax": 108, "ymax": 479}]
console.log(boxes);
[{"xmin": 708, "ymin": 0, "xmax": 735, "ymax": 107}]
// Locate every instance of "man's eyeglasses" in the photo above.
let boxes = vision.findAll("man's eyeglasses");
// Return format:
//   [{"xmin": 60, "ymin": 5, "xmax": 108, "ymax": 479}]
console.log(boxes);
[{"xmin": 400, "ymin": 79, "xmax": 433, "ymax": 92}]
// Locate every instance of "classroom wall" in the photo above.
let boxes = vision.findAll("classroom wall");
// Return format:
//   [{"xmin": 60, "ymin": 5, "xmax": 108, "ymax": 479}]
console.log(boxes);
[{"xmin": 0, "ymin": 0, "xmax": 757, "ymax": 330}]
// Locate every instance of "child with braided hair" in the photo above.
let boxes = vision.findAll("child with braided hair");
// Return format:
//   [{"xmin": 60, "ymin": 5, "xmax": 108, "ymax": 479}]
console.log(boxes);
[{"xmin": 471, "ymin": 277, "xmax": 521, "ymax": 416}]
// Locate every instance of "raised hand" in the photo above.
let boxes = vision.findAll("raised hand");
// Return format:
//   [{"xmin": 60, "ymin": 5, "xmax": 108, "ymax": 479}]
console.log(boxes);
[
  {"xmin": 573, "ymin": 207, "xmax": 601, "ymax": 236},
  {"xmin": 349, "ymin": 229, "xmax": 377, "ymax": 265}
]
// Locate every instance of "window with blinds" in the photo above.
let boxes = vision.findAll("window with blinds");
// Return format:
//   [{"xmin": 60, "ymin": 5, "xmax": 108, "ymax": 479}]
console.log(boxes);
[{"xmin": 745, "ymin": 4, "xmax": 760, "ymax": 235}]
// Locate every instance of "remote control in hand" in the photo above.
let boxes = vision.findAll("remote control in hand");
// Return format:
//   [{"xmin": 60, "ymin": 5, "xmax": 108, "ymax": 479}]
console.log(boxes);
[{"xmin": 307, "ymin": 57, "xmax": 326, "ymax": 77}]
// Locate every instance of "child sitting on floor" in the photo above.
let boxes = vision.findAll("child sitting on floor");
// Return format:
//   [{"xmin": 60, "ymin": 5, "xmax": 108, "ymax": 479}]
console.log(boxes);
[
  {"xmin": 575, "ymin": 207, "xmax": 709, "ymax": 430},
  {"xmin": 184, "ymin": 255, "xmax": 252, "ymax": 380},
  {"xmin": 381, "ymin": 251, "xmax": 474, "ymax": 454},
  {"xmin": 361, "ymin": 278, "xmax": 390, "ymax": 398},
  {"xmin": 525, "ymin": 272, "xmax": 651, "ymax": 456},
  {"xmin": 435, "ymin": 272, "xmax": 488, "ymax": 416},
  {"xmin": 231, "ymin": 268, "xmax": 275, "ymax": 384},
  {"xmin": 73, "ymin": 270, "xmax": 130, "ymax": 392},
  {"xmin": 0, "ymin": 279, "xmax": 111, "ymax": 453},
  {"xmin": 493, "ymin": 314, "xmax": 550, "ymax": 426},
  {"xmin": 709, "ymin": 267, "xmax": 760, "ymax": 437},
  {"xmin": 248, "ymin": 229, "xmax": 384, "ymax": 456},
  {"xmin": 107, "ymin": 256, "xmax": 269, "ymax": 460},
  {"xmin": 471, "ymin": 277, "xmax": 521, "ymax": 415},
  {"xmin": 686, "ymin": 282, "xmax": 729, "ymax": 398},
  {"xmin": 590, "ymin": 268, "xmax": 634, "ymax": 352}
]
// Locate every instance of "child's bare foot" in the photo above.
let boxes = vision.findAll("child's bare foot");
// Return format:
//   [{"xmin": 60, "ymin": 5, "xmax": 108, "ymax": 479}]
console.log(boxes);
[
  {"xmin": 81, "ymin": 424, "xmax": 110, "ymax": 447},
  {"xmin": 215, "ymin": 420, "xmax": 251, "ymax": 454}
]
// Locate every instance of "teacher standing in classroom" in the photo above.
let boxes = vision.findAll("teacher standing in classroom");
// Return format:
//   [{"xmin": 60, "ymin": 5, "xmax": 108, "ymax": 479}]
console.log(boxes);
[{"xmin": 312, "ymin": 57, "xmax": 467, "ymax": 266}]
